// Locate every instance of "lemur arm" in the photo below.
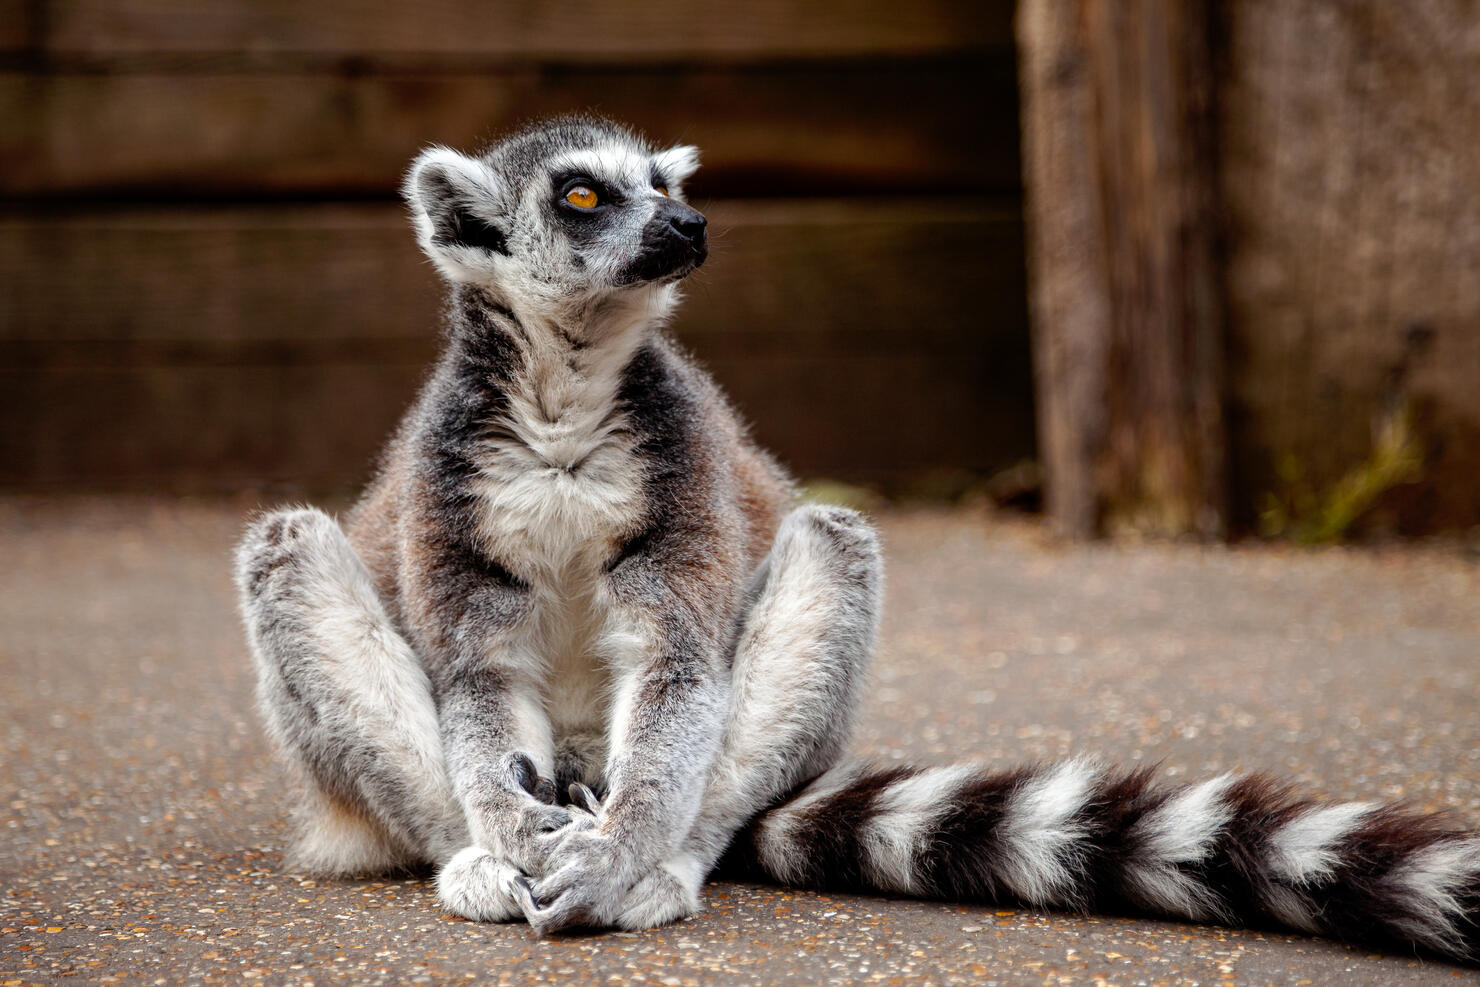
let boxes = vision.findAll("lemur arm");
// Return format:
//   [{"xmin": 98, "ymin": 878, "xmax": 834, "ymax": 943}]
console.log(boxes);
[
  {"xmin": 522, "ymin": 546, "xmax": 732, "ymax": 933},
  {"xmin": 404, "ymin": 529, "xmax": 569, "ymax": 873},
  {"xmin": 602, "ymin": 635, "xmax": 728, "ymax": 859},
  {"xmin": 436, "ymin": 665, "xmax": 567, "ymax": 863}
]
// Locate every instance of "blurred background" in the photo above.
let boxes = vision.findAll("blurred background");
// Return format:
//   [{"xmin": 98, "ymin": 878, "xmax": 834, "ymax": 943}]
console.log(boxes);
[{"xmin": 2, "ymin": 0, "xmax": 1477, "ymax": 540}]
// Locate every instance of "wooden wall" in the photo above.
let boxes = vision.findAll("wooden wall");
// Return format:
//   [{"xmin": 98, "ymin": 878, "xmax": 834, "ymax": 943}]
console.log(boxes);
[
  {"xmin": 0, "ymin": 1, "xmax": 1033, "ymax": 495},
  {"xmin": 1219, "ymin": 0, "xmax": 1480, "ymax": 535},
  {"xmin": 1018, "ymin": 0, "xmax": 1480, "ymax": 537}
]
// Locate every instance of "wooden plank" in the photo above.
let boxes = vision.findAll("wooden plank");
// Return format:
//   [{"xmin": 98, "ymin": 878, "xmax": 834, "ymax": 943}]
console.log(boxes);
[
  {"xmin": 0, "ymin": 198, "xmax": 1031, "ymax": 491},
  {"xmin": 0, "ymin": 0, "xmax": 35, "ymax": 51},
  {"xmin": 0, "ymin": 363, "xmax": 428, "ymax": 492},
  {"xmin": 0, "ymin": 57, "xmax": 1019, "ymax": 198},
  {"xmin": 43, "ymin": 0, "xmax": 1014, "ymax": 60},
  {"xmin": 1017, "ymin": 0, "xmax": 1227, "ymax": 538},
  {"xmin": 697, "ymin": 341, "xmax": 1035, "ymax": 489},
  {"xmin": 0, "ymin": 206, "xmax": 440, "ymax": 342},
  {"xmin": 0, "ymin": 345, "xmax": 1033, "ymax": 493},
  {"xmin": 0, "ymin": 199, "xmax": 1024, "ymax": 341}
]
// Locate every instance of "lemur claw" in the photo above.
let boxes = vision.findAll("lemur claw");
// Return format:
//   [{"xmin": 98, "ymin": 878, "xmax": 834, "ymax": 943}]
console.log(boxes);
[
  {"xmin": 520, "ymin": 891, "xmax": 587, "ymax": 936},
  {"xmin": 568, "ymin": 782, "xmax": 602, "ymax": 814},
  {"xmin": 513, "ymin": 877, "xmax": 578, "ymax": 937},
  {"xmin": 511, "ymin": 752, "xmax": 559, "ymax": 805}
]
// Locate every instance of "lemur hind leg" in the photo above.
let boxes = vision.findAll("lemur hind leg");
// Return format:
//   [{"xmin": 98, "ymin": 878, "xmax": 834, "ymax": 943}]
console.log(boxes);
[
  {"xmin": 613, "ymin": 504, "xmax": 883, "ymax": 929},
  {"xmin": 236, "ymin": 507, "xmax": 467, "ymax": 876}
]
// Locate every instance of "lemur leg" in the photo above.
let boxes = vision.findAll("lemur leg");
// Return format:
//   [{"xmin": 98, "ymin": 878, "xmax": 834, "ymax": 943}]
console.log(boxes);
[
  {"xmin": 235, "ymin": 507, "xmax": 467, "ymax": 876},
  {"xmin": 613, "ymin": 504, "xmax": 882, "ymax": 929}
]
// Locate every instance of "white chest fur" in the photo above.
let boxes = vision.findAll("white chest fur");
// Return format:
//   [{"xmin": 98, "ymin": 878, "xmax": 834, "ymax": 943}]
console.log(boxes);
[
  {"xmin": 460, "ymin": 292, "xmax": 673, "ymax": 584},
  {"xmin": 468, "ymin": 344, "xmax": 646, "ymax": 585},
  {"xmin": 464, "ymin": 317, "xmax": 649, "ymax": 738}
]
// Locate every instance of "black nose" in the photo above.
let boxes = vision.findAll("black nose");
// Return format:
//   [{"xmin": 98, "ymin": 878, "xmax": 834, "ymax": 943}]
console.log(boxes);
[{"xmin": 668, "ymin": 206, "xmax": 707, "ymax": 246}]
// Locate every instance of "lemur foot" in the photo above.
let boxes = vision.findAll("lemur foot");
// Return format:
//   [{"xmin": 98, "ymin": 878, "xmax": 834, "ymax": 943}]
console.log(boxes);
[
  {"xmin": 614, "ymin": 856, "xmax": 704, "ymax": 931},
  {"xmin": 237, "ymin": 506, "xmax": 342, "ymax": 602},
  {"xmin": 435, "ymin": 846, "xmax": 529, "ymax": 922}
]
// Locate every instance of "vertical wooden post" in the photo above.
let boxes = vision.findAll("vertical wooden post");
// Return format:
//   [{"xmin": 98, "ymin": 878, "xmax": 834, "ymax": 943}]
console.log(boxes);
[{"xmin": 1017, "ymin": 0, "xmax": 1228, "ymax": 538}]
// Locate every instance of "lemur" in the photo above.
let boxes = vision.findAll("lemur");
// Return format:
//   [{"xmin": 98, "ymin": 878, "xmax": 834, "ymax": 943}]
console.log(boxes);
[{"xmin": 235, "ymin": 115, "xmax": 1480, "ymax": 962}]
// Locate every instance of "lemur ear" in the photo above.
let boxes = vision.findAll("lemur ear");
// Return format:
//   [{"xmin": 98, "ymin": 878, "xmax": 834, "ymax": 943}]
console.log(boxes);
[
  {"xmin": 404, "ymin": 147, "xmax": 509, "ymax": 278},
  {"xmin": 653, "ymin": 145, "xmax": 700, "ymax": 196}
]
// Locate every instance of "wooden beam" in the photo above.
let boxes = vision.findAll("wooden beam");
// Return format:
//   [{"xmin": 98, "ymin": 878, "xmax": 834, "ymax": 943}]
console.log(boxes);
[
  {"xmin": 0, "ymin": 0, "xmax": 35, "ymax": 51},
  {"xmin": 0, "ymin": 199, "xmax": 1032, "ymax": 492},
  {"xmin": 1017, "ymin": 0, "xmax": 1228, "ymax": 538},
  {"xmin": 39, "ymin": 0, "xmax": 1013, "ymax": 60},
  {"xmin": 0, "ymin": 58, "xmax": 1019, "ymax": 199}
]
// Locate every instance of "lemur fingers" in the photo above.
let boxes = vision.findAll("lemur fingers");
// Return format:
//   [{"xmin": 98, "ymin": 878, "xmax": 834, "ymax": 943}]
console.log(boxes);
[
  {"xmin": 533, "ymin": 806, "xmax": 600, "ymax": 864},
  {"xmin": 478, "ymin": 752, "xmax": 587, "ymax": 877},
  {"xmin": 524, "ymin": 779, "xmax": 698, "ymax": 933},
  {"xmin": 520, "ymin": 868, "xmax": 595, "ymax": 935},
  {"xmin": 485, "ymin": 796, "xmax": 577, "ymax": 880},
  {"xmin": 509, "ymin": 752, "xmax": 559, "ymax": 806},
  {"xmin": 438, "ymin": 787, "xmax": 602, "ymax": 927},
  {"xmin": 525, "ymin": 829, "xmax": 634, "ymax": 935}
]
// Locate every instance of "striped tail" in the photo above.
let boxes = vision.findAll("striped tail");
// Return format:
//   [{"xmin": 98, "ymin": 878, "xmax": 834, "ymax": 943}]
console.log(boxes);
[{"xmin": 723, "ymin": 759, "xmax": 1480, "ymax": 964}]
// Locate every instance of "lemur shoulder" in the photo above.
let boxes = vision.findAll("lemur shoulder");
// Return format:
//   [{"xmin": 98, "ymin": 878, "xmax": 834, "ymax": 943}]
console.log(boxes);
[{"xmin": 236, "ymin": 116, "xmax": 1480, "ymax": 964}]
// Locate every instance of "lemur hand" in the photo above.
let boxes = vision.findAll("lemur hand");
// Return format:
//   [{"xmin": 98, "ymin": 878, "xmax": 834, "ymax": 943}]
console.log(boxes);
[
  {"xmin": 437, "ymin": 754, "xmax": 582, "ymax": 922},
  {"xmin": 515, "ymin": 782, "xmax": 627, "ymax": 934},
  {"xmin": 486, "ymin": 753, "xmax": 583, "ymax": 874},
  {"xmin": 519, "ymin": 830, "xmax": 630, "ymax": 933},
  {"xmin": 517, "ymin": 784, "xmax": 701, "ymax": 934}
]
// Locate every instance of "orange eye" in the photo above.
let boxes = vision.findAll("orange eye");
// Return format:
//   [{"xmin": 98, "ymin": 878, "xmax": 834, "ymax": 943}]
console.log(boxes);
[
  {"xmin": 565, "ymin": 186, "xmax": 598, "ymax": 209},
  {"xmin": 655, "ymin": 185, "xmax": 669, "ymax": 197}
]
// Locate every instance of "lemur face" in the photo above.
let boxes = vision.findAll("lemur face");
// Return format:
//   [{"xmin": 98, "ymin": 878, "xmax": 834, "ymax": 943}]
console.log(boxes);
[{"xmin": 404, "ymin": 118, "xmax": 704, "ymax": 304}]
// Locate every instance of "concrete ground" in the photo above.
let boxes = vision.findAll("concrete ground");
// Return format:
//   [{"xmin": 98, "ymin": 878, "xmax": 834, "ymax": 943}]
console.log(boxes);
[{"xmin": 2, "ymin": 495, "xmax": 1477, "ymax": 986}]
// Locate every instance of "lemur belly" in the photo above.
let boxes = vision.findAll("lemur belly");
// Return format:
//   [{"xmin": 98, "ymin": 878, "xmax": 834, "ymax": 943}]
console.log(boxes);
[
  {"xmin": 468, "ymin": 395, "xmax": 646, "ymax": 774},
  {"xmin": 541, "ymin": 584, "xmax": 615, "ymax": 781}
]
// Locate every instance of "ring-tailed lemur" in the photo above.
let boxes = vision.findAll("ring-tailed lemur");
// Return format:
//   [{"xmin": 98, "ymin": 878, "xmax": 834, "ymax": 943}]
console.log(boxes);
[{"xmin": 235, "ymin": 116, "xmax": 1480, "ymax": 962}]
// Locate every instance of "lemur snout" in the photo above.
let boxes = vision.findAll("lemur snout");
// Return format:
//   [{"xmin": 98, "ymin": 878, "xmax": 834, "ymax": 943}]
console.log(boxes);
[
  {"xmin": 621, "ymin": 199, "xmax": 707, "ymax": 284},
  {"xmin": 664, "ymin": 203, "xmax": 707, "ymax": 247}
]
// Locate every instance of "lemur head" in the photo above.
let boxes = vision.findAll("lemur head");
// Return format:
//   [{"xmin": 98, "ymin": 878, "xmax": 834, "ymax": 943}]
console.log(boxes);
[{"xmin": 405, "ymin": 116, "xmax": 705, "ymax": 312}]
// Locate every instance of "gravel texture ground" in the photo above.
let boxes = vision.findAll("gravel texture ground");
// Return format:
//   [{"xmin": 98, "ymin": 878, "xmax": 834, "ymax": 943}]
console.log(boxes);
[{"xmin": 2, "ymin": 496, "xmax": 1477, "ymax": 986}]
